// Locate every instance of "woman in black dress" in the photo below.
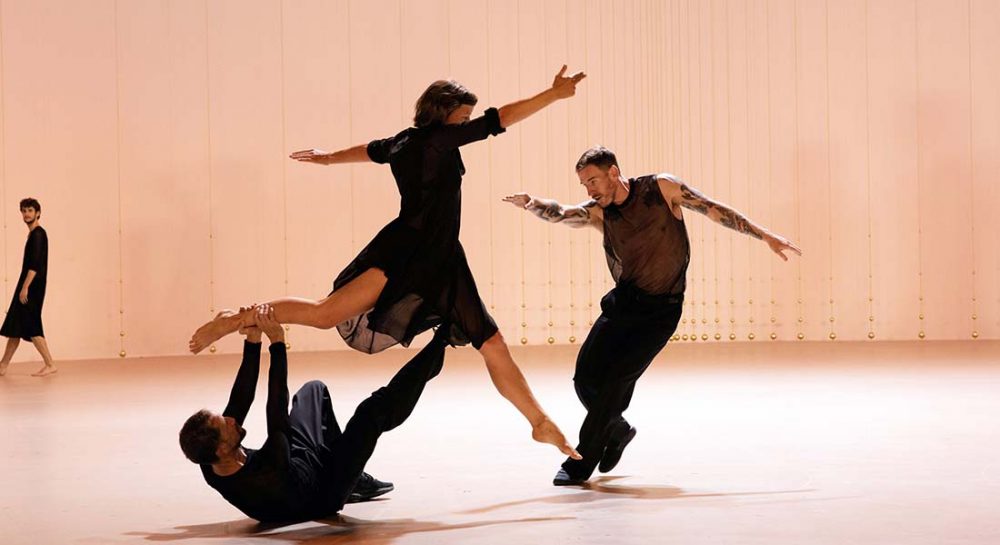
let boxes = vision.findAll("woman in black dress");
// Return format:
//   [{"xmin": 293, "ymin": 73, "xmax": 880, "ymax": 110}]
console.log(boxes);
[{"xmin": 190, "ymin": 66, "xmax": 586, "ymax": 458}]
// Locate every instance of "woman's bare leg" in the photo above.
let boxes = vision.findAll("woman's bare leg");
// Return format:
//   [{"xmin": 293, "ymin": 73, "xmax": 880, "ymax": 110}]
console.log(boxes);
[
  {"xmin": 0, "ymin": 337, "xmax": 19, "ymax": 376},
  {"xmin": 477, "ymin": 331, "xmax": 581, "ymax": 459},
  {"xmin": 30, "ymin": 337, "xmax": 57, "ymax": 376},
  {"xmin": 189, "ymin": 268, "xmax": 388, "ymax": 353}
]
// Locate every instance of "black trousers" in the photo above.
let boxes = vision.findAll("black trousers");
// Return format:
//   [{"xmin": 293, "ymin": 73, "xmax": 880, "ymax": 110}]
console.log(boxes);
[
  {"xmin": 561, "ymin": 285, "xmax": 683, "ymax": 479},
  {"xmin": 289, "ymin": 329, "xmax": 448, "ymax": 516}
]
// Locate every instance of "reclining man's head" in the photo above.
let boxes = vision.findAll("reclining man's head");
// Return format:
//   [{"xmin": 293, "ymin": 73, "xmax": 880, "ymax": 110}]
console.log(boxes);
[{"xmin": 179, "ymin": 409, "xmax": 246, "ymax": 464}]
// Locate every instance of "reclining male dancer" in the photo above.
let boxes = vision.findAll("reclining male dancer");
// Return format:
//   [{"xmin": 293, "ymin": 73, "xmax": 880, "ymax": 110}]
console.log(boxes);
[{"xmin": 179, "ymin": 304, "xmax": 447, "ymax": 522}]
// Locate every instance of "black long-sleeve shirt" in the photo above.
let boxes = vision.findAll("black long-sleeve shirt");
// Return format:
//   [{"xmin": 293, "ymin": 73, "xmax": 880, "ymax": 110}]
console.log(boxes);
[{"xmin": 200, "ymin": 341, "xmax": 322, "ymax": 523}]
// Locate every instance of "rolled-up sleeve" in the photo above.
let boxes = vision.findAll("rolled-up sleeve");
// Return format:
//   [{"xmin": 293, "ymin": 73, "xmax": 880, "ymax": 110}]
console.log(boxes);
[
  {"xmin": 366, "ymin": 137, "xmax": 394, "ymax": 164},
  {"xmin": 427, "ymin": 107, "xmax": 506, "ymax": 150}
]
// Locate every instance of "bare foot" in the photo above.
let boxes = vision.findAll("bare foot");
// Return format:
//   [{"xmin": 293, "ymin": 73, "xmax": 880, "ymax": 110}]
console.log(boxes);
[
  {"xmin": 0, "ymin": 361, "xmax": 9, "ymax": 376},
  {"xmin": 189, "ymin": 309, "xmax": 242, "ymax": 354},
  {"xmin": 532, "ymin": 418, "xmax": 582, "ymax": 460},
  {"xmin": 31, "ymin": 365, "xmax": 58, "ymax": 377}
]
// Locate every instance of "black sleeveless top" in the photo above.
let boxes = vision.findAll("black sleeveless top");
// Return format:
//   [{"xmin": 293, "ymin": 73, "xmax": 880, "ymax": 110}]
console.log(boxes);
[{"xmin": 601, "ymin": 175, "xmax": 690, "ymax": 296}]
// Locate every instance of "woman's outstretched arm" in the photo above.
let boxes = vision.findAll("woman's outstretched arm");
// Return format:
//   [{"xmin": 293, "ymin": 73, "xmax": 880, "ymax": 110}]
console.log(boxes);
[{"xmin": 289, "ymin": 143, "xmax": 372, "ymax": 165}]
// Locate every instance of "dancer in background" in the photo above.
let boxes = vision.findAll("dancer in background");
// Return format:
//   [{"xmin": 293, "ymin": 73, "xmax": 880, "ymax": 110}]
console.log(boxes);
[{"xmin": 0, "ymin": 198, "xmax": 55, "ymax": 377}]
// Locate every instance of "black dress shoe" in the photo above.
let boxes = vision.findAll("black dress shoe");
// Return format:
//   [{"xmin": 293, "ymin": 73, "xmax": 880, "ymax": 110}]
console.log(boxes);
[
  {"xmin": 347, "ymin": 472, "xmax": 394, "ymax": 503},
  {"xmin": 598, "ymin": 425, "xmax": 636, "ymax": 473},
  {"xmin": 552, "ymin": 468, "xmax": 587, "ymax": 486}
]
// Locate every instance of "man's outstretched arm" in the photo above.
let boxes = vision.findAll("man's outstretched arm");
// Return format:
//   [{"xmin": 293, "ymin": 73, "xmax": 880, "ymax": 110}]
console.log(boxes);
[
  {"xmin": 502, "ymin": 193, "xmax": 602, "ymax": 231},
  {"xmin": 658, "ymin": 174, "xmax": 802, "ymax": 261}
]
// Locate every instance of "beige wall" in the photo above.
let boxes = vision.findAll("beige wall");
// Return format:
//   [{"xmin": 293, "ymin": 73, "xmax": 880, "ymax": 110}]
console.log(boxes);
[{"xmin": 0, "ymin": 0, "xmax": 996, "ymax": 361}]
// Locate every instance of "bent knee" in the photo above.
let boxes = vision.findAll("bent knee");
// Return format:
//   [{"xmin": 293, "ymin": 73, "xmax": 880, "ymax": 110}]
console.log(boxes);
[{"xmin": 302, "ymin": 379, "xmax": 326, "ymax": 391}]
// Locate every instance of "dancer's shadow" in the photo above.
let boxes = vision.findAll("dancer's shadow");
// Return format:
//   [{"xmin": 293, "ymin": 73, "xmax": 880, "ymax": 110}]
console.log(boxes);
[
  {"xmin": 127, "ymin": 512, "xmax": 574, "ymax": 544},
  {"xmin": 460, "ymin": 476, "xmax": 816, "ymax": 515}
]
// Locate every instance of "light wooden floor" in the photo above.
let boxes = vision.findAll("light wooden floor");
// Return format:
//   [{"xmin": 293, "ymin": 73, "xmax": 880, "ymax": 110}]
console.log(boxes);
[{"xmin": 1, "ymin": 340, "xmax": 998, "ymax": 545}]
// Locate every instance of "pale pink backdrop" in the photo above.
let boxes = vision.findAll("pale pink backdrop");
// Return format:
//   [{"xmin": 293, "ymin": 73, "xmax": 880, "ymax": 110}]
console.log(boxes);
[{"xmin": 0, "ymin": 0, "xmax": 996, "ymax": 360}]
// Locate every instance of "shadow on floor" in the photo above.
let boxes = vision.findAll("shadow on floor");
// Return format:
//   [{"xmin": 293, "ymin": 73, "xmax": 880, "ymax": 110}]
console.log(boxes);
[
  {"xmin": 459, "ymin": 476, "xmax": 816, "ymax": 514},
  {"xmin": 127, "ymin": 512, "xmax": 574, "ymax": 544}
]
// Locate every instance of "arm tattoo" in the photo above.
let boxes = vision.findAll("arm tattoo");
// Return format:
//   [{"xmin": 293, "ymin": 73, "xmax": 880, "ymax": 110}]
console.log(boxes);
[
  {"xmin": 678, "ymin": 183, "xmax": 763, "ymax": 239},
  {"xmin": 526, "ymin": 198, "xmax": 592, "ymax": 228}
]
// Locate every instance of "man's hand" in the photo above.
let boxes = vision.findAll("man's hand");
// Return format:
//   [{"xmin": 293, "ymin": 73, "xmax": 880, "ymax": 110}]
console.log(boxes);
[
  {"xmin": 289, "ymin": 149, "xmax": 331, "ymax": 164},
  {"xmin": 763, "ymin": 232, "xmax": 802, "ymax": 261},
  {"xmin": 18, "ymin": 288, "xmax": 28, "ymax": 305},
  {"xmin": 254, "ymin": 304, "xmax": 285, "ymax": 345},
  {"xmin": 502, "ymin": 193, "xmax": 534, "ymax": 209},
  {"xmin": 550, "ymin": 65, "xmax": 586, "ymax": 99},
  {"xmin": 237, "ymin": 305, "xmax": 262, "ymax": 343}
]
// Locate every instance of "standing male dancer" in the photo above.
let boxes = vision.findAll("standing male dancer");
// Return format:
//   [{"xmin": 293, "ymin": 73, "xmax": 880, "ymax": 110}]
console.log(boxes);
[
  {"xmin": 504, "ymin": 146, "xmax": 801, "ymax": 485},
  {"xmin": 180, "ymin": 305, "xmax": 447, "ymax": 522},
  {"xmin": 0, "ymin": 198, "xmax": 55, "ymax": 377}
]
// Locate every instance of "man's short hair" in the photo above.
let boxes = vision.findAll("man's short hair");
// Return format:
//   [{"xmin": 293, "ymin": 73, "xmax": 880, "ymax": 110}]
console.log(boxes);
[
  {"xmin": 575, "ymin": 146, "xmax": 619, "ymax": 172},
  {"xmin": 19, "ymin": 198, "xmax": 40, "ymax": 213},
  {"xmin": 179, "ymin": 409, "xmax": 221, "ymax": 464}
]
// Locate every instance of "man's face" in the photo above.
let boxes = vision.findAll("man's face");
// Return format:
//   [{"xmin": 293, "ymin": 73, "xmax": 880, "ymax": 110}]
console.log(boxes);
[
  {"xmin": 577, "ymin": 164, "xmax": 619, "ymax": 208},
  {"xmin": 20, "ymin": 207, "xmax": 38, "ymax": 225},
  {"xmin": 445, "ymin": 104, "xmax": 474, "ymax": 125},
  {"xmin": 211, "ymin": 414, "xmax": 246, "ymax": 457}
]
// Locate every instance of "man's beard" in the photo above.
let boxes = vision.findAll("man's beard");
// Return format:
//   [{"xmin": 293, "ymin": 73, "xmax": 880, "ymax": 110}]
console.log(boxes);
[{"xmin": 237, "ymin": 425, "xmax": 247, "ymax": 441}]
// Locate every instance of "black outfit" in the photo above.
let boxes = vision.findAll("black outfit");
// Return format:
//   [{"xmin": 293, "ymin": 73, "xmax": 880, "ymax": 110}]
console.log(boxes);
[
  {"xmin": 561, "ymin": 175, "xmax": 689, "ymax": 480},
  {"xmin": 201, "ymin": 333, "xmax": 447, "ymax": 523},
  {"xmin": 333, "ymin": 109, "xmax": 506, "ymax": 353},
  {"xmin": 1, "ymin": 226, "xmax": 48, "ymax": 340}
]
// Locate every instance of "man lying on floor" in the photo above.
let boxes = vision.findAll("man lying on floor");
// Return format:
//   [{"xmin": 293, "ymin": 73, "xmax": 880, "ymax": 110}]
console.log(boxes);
[{"xmin": 179, "ymin": 304, "xmax": 447, "ymax": 523}]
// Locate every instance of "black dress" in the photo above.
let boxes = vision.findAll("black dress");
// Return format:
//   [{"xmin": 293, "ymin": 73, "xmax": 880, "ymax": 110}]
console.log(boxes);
[
  {"xmin": 1, "ymin": 226, "xmax": 47, "ymax": 340},
  {"xmin": 332, "ymin": 107, "xmax": 506, "ymax": 353}
]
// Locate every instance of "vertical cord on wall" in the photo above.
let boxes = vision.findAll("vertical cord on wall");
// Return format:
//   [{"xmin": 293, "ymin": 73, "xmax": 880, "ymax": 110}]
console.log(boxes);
[
  {"xmin": 721, "ymin": 0, "xmax": 735, "ymax": 342},
  {"xmin": 204, "ymin": 0, "xmax": 217, "ymax": 353},
  {"xmin": 113, "ymin": 0, "xmax": 127, "ymax": 358},
  {"xmin": 864, "ymin": 0, "xmax": 875, "ymax": 340},
  {"xmin": 743, "ymin": 0, "xmax": 756, "ymax": 341},
  {"xmin": 566, "ymin": 0, "xmax": 577, "ymax": 344},
  {"xmin": 701, "ymin": 0, "xmax": 710, "ymax": 343},
  {"xmin": 445, "ymin": 0, "xmax": 452, "ymax": 76},
  {"xmin": 691, "ymin": 3, "xmax": 715, "ymax": 341},
  {"xmin": 279, "ymin": 0, "xmax": 291, "ymax": 350},
  {"xmin": 966, "ymin": 0, "xmax": 979, "ymax": 339},
  {"xmin": 542, "ymin": 0, "xmax": 554, "ymax": 346},
  {"xmin": 398, "ymin": 1, "xmax": 407, "ymax": 126},
  {"xmin": 486, "ymin": 0, "xmax": 496, "ymax": 315},
  {"xmin": 824, "ymin": 0, "xmax": 836, "ymax": 341},
  {"xmin": 684, "ymin": 0, "xmax": 695, "ymax": 342},
  {"xmin": 593, "ymin": 0, "xmax": 607, "ymax": 330},
  {"xmin": 680, "ymin": 0, "xmax": 689, "ymax": 341},
  {"xmin": 346, "ymin": 0, "xmax": 356, "ymax": 256},
  {"xmin": 793, "ymin": 0, "xmax": 805, "ymax": 341},
  {"xmin": 585, "ymin": 0, "xmax": 595, "ymax": 330},
  {"xmin": 607, "ymin": 3, "xmax": 617, "ymax": 302},
  {"xmin": 671, "ymin": 0, "xmax": 680, "ymax": 342},
  {"xmin": 516, "ymin": 0, "xmax": 527, "ymax": 345},
  {"xmin": 0, "ymin": 0, "xmax": 7, "ymax": 309},
  {"xmin": 914, "ymin": 0, "xmax": 925, "ymax": 340},
  {"xmin": 766, "ymin": 0, "xmax": 778, "ymax": 340}
]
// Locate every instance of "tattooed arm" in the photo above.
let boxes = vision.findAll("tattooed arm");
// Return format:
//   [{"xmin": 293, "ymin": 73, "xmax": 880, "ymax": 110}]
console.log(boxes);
[
  {"xmin": 502, "ymin": 193, "xmax": 603, "ymax": 231},
  {"xmin": 657, "ymin": 174, "xmax": 802, "ymax": 261}
]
